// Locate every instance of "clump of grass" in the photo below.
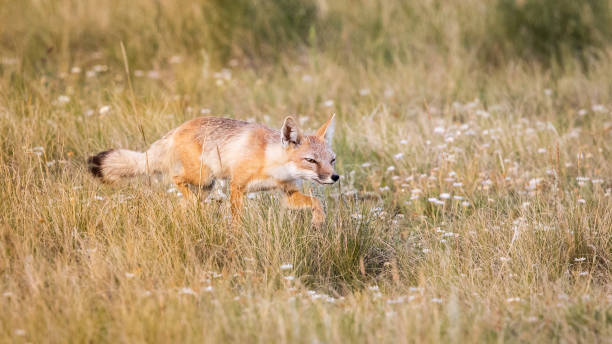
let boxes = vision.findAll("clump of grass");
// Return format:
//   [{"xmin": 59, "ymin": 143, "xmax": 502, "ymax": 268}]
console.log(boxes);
[
  {"xmin": 202, "ymin": 0, "xmax": 319, "ymax": 63},
  {"xmin": 490, "ymin": 0, "xmax": 612, "ymax": 65}
]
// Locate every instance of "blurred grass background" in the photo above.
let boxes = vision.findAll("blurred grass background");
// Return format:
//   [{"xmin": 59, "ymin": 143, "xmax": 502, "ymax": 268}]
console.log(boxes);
[
  {"xmin": 2, "ymin": 0, "xmax": 611, "ymax": 70},
  {"xmin": 1, "ymin": 0, "xmax": 611, "ymax": 343}
]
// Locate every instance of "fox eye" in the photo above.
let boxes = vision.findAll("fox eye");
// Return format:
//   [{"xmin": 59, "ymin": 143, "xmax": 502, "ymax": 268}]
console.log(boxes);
[
  {"xmin": 304, "ymin": 158, "xmax": 317, "ymax": 164},
  {"xmin": 330, "ymin": 158, "xmax": 336, "ymax": 164}
]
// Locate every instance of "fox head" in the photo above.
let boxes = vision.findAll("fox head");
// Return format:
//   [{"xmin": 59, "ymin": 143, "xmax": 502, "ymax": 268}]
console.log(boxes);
[{"xmin": 280, "ymin": 114, "xmax": 339, "ymax": 185}]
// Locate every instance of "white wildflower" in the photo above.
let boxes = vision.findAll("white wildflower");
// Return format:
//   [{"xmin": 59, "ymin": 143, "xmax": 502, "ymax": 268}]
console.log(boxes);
[
  {"xmin": 179, "ymin": 287, "xmax": 197, "ymax": 296},
  {"xmin": 280, "ymin": 263, "xmax": 293, "ymax": 270},
  {"xmin": 359, "ymin": 88, "xmax": 371, "ymax": 96},
  {"xmin": 99, "ymin": 105, "xmax": 111, "ymax": 115}
]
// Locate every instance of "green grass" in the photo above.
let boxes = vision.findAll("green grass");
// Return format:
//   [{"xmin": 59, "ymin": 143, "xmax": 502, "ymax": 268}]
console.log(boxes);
[{"xmin": 1, "ymin": 0, "xmax": 612, "ymax": 343}]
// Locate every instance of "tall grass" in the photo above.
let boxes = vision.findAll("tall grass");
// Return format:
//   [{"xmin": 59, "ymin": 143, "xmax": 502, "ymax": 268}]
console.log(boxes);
[{"xmin": 1, "ymin": 0, "xmax": 611, "ymax": 342}]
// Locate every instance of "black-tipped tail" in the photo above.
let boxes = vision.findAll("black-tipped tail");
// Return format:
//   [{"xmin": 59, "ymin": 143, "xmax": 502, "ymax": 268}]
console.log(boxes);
[{"xmin": 87, "ymin": 149, "xmax": 114, "ymax": 179}]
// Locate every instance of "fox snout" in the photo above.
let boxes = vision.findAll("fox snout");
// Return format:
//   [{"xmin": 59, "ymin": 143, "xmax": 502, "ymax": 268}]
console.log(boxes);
[{"xmin": 318, "ymin": 173, "xmax": 339, "ymax": 184}]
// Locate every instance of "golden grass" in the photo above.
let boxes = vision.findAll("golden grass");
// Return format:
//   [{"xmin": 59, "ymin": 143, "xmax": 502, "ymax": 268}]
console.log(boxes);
[{"xmin": 1, "ymin": 1, "xmax": 611, "ymax": 342}]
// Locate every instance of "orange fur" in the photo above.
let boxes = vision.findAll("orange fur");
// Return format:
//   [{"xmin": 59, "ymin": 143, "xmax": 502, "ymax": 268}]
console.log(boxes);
[{"xmin": 88, "ymin": 114, "xmax": 339, "ymax": 227}]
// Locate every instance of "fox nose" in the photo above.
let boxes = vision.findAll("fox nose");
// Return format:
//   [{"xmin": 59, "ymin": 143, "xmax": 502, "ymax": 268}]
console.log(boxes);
[{"xmin": 331, "ymin": 174, "xmax": 339, "ymax": 182}]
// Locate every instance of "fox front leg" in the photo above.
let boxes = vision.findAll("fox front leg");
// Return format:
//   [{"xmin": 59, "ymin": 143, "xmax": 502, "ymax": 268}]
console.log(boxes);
[
  {"xmin": 229, "ymin": 184, "xmax": 245, "ymax": 226},
  {"xmin": 283, "ymin": 188, "xmax": 325, "ymax": 227}
]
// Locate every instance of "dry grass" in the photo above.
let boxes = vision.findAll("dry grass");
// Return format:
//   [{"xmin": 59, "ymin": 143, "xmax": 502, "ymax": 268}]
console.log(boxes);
[{"xmin": 1, "ymin": 1, "xmax": 611, "ymax": 343}]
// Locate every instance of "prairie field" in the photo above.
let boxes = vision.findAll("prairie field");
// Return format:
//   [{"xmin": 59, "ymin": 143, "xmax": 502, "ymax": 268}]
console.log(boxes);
[{"xmin": 1, "ymin": 0, "xmax": 612, "ymax": 343}]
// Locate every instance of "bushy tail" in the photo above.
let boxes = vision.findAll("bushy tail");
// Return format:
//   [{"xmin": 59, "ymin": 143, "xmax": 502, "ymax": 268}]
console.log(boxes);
[
  {"xmin": 88, "ymin": 132, "xmax": 174, "ymax": 182},
  {"xmin": 87, "ymin": 149, "xmax": 147, "ymax": 182}
]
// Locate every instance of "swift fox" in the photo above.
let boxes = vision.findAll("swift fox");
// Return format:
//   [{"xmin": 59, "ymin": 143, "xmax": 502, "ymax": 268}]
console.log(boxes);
[{"xmin": 88, "ymin": 114, "xmax": 338, "ymax": 226}]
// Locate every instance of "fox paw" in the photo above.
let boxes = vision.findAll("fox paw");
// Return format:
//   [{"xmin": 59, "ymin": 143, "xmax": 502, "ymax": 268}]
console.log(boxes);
[{"xmin": 312, "ymin": 212, "xmax": 325, "ymax": 228}]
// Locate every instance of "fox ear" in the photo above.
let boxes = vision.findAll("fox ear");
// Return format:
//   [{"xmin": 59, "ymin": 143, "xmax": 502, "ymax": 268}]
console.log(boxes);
[
  {"xmin": 315, "ymin": 113, "xmax": 335, "ymax": 145},
  {"xmin": 281, "ymin": 116, "xmax": 302, "ymax": 147}
]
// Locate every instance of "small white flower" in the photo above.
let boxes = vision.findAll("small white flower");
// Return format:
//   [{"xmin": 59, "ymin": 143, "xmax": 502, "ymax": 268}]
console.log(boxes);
[
  {"xmin": 203, "ymin": 286, "xmax": 214, "ymax": 292},
  {"xmin": 400, "ymin": 139, "xmax": 408, "ymax": 145},
  {"xmin": 544, "ymin": 88, "xmax": 552, "ymax": 96},
  {"xmin": 56, "ymin": 95, "xmax": 70, "ymax": 105},
  {"xmin": 125, "ymin": 272, "xmax": 135, "ymax": 279},
  {"xmin": 361, "ymin": 162, "xmax": 371, "ymax": 168},
  {"xmin": 200, "ymin": 108, "xmax": 211, "ymax": 114},
  {"xmin": 428, "ymin": 198, "xmax": 445, "ymax": 205},
  {"xmin": 393, "ymin": 152, "xmax": 404, "ymax": 160},
  {"xmin": 71, "ymin": 66, "xmax": 81, "ymax": 74},
  {"xmin": 537, "ymin": 148, "xmax": 547, "ymax": 154},
  {"xmin": 574, "ymin": 257, "xmax": 586, "ymax": 262},
  {"xmin": 506, "ymin": 297, "xmax": 521, "ymax": 303},
  {"xmin": 14, "ymin": 329, "xmax": 26, "ymax": 336},
  {"xmin": 169, "ymin": 55, "xmax": 183, "ymax": 64},
  {"xmin": 179, "ymin": 287, "xmax": 197, "ymax": 296},
  {"xmin": 280, "ymin": 263, "xmax": 293, "ymax": 270},
  {"xmin": 439, "ymin": 193, "xmax": 451, "ymax": 199},
  {"xmin": 323, "ymin": 100, "xmax": 334, "ymax": 107},
  {"xmin": 301, "ymin": 74, "xmax": 313, "ymax": 83},
  {"xmin": 99, "ymin": 105, "xmax": 111, "ymax": 115},
  {"xmin": 592, "ymin": 104, "xmax": 607, "ymax": 113},
  {"xmin": 93, "ymin": 64, "xmax": 108, "ymax": 72},
  {"xmin": 386, "ymin": 166, "xmax": 395, "ymax": 172},
  {"xmin": 284, "ymin": 275, "xmax": 295, "ymax": 281},
  {"xmin": 94, "ymin": 195, "xmax": 104, "ymax": 201},
  {"xmin": 147, "ymin": 70, "xmax": 161, "ymax": 79},
  {"xmin": 577, "ymin": 109, "xmax": 588, "ymax": 116},
  {"xmin": 359, "ymin": 88, "xmax": 371, "ymax": 96},
  {"xmin": 577, "ymin": 199, "xmax": 586, "ymax": 204},
  {"xmin": 431, "ymin": 298, "xmax": 443, "ymax": 303},
  {"xmin": 433, "ymin": 127, "xmax": 445, "ymax": 134},
  {"xmin": 500, "ymin": 257, "xmax": 511, "ymax": 262},
  {"xmin": 453, "ymin": 182, "xmax": 463, "ymax": 187}
]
